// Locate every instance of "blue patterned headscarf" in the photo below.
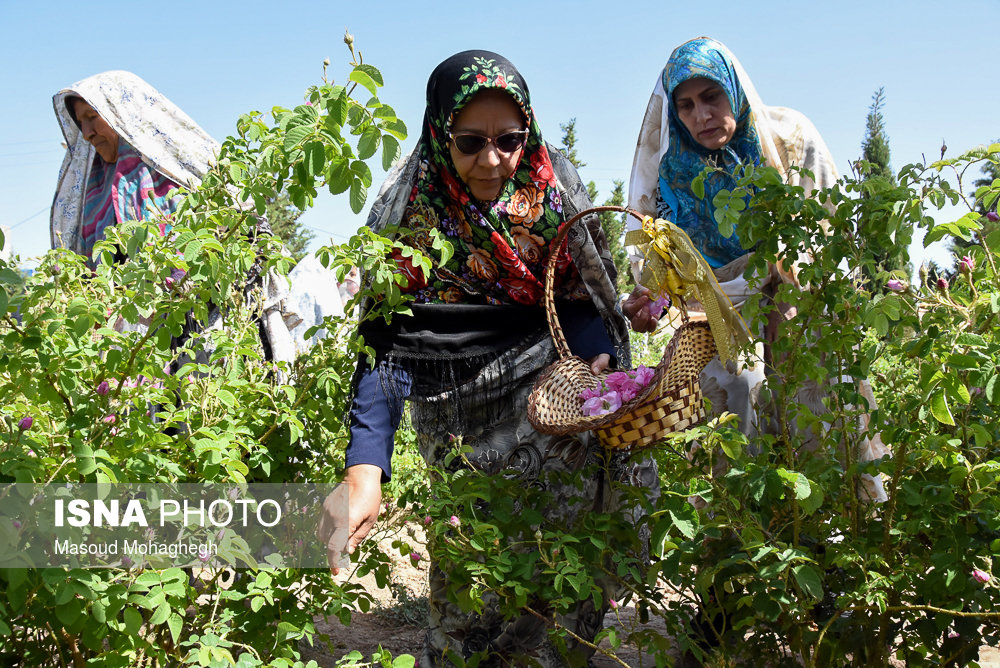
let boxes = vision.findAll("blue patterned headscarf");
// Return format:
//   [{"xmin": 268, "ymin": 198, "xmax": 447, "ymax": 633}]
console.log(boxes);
[{"xmin": 659, "ymin": 38, "xmax": 763, "ymax": 268}]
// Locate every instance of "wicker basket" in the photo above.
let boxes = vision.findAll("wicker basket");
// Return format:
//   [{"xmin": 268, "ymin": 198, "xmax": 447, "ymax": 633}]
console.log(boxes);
[{"xmin": 527, "ymin": 206, "xmax": 718, "ymax": 450}]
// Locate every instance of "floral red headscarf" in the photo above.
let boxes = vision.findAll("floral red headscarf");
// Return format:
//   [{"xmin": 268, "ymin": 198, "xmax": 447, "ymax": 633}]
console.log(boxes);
[{"xmin": 396, "ymin": 50, "xmax": 586, "ymax": 306}]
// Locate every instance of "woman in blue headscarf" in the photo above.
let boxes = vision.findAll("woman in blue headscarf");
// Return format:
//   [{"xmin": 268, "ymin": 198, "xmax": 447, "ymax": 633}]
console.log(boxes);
[{"xmin": 623, "ymin": 37, "xmax": 887, "ymax": 493}]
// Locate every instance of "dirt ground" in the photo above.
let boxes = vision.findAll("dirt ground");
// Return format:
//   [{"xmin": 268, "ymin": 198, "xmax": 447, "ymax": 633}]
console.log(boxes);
[{"xmin": 301, "ymin": 527, "xmax": 1000, "ymax": 667}]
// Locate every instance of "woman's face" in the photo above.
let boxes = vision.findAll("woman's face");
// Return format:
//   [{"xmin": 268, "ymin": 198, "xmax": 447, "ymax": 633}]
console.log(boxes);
[
  {"xmin": 448, "ymin": 90, "xmax": 526, "ymax": 201},
  {"xmin": 72, "ymin": 98, "xmax": 119, "ymax": 163},
  {"xmin": 673, "ymin": 77, "xmax": 736, "ymax": 151}
]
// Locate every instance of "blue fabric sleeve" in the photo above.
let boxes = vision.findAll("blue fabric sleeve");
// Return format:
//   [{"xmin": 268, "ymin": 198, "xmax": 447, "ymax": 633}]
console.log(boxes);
[
  {"xmin": 555, "ymin": 300, "xmax": 618, "ymax": 366},
  {"xmin": 344, "ymin": 362, "xmax": 411, "ymax": 483}
]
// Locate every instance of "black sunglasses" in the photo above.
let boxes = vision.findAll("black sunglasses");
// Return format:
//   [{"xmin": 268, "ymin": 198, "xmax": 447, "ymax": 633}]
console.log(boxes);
[{"xmin": 448, "ymin": 129, "xmax": 529, "ymax": 156}]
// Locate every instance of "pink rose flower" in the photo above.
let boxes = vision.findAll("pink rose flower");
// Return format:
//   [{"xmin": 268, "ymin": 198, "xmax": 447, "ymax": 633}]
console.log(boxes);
[
  {"xmin": 959, "ymin": 255, "xmax": 975, "ymax": 273},
  {"xmin": 617, "ymin": 378, "xmax": 643, "ymax": 403},
  {"xmin": 646, "ymin": 296, "xmax": 669, "ymax": 319},
  {"xmin": 581, "ymin": 396, "xmax": 605, "ymax": 417},
  {"xmin": 580, "ymin": 387, "xmax": 602, "ymax": 401},
  {"xmin": 410, "ymin": 551, "xmax": 421, "ymax": 562},
  {"xmin": 449, "ymin": 515, "xmax": 460, "ymax": 528},
  {"xmin": 633, "ymin": 366, "xmax": 655, "ymax": 387},
  {"xmin": 103, "ymin": 415, "xmax": 116, "ymax": 424},
  {"xmin": 604, "ymin": 371, "xmax": 631, "ymax": 393},
  {"xmin": 601, "ymin": 391, "xmax": 622, "ymax": 413},
  {"xmin": 424, "ymin": 515, "xmax": 432, "ymax": 526},
  {"xmin": 886, "ymin": 279, "xmax": 905, "ymax": 292}
]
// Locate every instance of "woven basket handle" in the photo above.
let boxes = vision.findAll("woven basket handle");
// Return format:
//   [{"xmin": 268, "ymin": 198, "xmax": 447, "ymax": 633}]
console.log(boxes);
[{"xmin": 544, "ymin": 205, "xmax": 646, "ymax": 361}]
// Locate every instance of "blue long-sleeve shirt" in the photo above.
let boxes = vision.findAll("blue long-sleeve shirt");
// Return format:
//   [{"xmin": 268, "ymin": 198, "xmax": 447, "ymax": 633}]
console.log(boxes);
[{"xmin": 344, "ymin": 300, "xmax": 616, "ymax": 482}]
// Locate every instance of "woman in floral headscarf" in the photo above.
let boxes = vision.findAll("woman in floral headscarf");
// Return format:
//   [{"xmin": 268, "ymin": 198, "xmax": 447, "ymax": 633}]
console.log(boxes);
[{"xmin": 328, "ymin": 50, "xmax": 655, "ymax": 666}]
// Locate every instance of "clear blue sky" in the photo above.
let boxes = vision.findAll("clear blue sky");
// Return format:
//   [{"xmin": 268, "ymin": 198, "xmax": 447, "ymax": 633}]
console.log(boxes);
[{"xmin": 2, "ymin": 0, "xmax": 997, "ymax": 269}]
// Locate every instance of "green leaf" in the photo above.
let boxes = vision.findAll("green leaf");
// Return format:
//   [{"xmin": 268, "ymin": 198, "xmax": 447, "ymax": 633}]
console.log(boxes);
[
  {"xmin": 149, "ymin": 603, "xmax": 170, "ymax": 626},
  {"xmin": 350, "ymin": 179, "xmax": 368, "ymax": 214},
  {"xmin": 970, "ymin": 423, "xmax": 992, "ymax": 448},
  {"xmin": 392, "ymin": 656, "xmax": 416, "ymax": 668},
  {"xmin": 923, "ymin": 224, "xmax": 949, "ymax": 246},
  {"xmin": 792, "ymin": 564, "xmax": 824, "ymax": 600},
  {"xmin": 123, "ymin": 607, "xmax": 142, "ymax": 635},
  {"xmin": 283, "ymin": 125, "xmax": 312, "ymax": 152},
  {"xmin": 216, "ymin": 389, "xmax": 236, "ymax": 408},
  {"xmin": 929, "ymin": 389, "xmax": 955, "ymax": 425},
  {"xmin": 956, "ymin": 332, "xmax": 987, "ymax": 348},
  {"xmin": 944, "ymin": 353, "xmax": 980, "ymax": 370},
  {"xmin": 668, "ymin": 509, "xmax": 696, "ymax": 540},
  {"xmin": 326, "ymin": 157, "xmax": 351, "ymax": 195},
  {"xmin": 358, "ymin": 126, "xmax": 380, "ymax": 160},
  {"xmin": 166, "ymin": 612, "xmax": 183, "ymax": 645},
  {"xmin": 351, "ymin": 160, "xmax": 373, "ymax": 187},
  {"xmin": 228, "ymin": 162, "xmax": 246, "ymax": 183},
  {"xmin": 692, "ymin": 173, "xmax": 706, "ymax": 200},
  {"xmin": 349, "ymin": 69, "xmax": 379, "ymax": 97},
  {"xmin": 355, "ymin": 63, "xmax": 384, "ymax": 87},
  {"xmin": 304, "ymin": 141, "xmax": 325, "ymax": 177},
  {"xmin": 382, "ymin": 134, "xmax": 401, "ymax": 171},
  {"xmin": 777, "ymin": 469, "xmax": 811, "ymax": 500},
  {"xmin": 379, "ymin": 117, "xmax": 408, "ymax": 140},
  {"xmin": 183, "ymin": 238, "xmax": 204, "ymax": 263}
]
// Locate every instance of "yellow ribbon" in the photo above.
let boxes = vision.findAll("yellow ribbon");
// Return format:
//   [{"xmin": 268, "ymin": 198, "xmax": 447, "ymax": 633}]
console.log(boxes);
[{"xmin": 625, "ymin": 216, "xmax": 751, "ymax": 363}]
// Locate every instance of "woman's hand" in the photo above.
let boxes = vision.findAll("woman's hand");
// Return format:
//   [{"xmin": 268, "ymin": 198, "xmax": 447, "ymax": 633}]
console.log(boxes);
[
  {"xmin": 622, "ymin": 286, "xmax": 659, "ymax": 333},
  {"xmin": 588, "ymin": 353, "xmax": 611, "ymax": 375},
  {"xmin": 320, "ymin": 463, "xmax": 383, "ymax": 574}
]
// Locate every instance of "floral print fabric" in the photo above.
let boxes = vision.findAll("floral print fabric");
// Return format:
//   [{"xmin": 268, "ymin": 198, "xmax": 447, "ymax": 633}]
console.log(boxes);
[{"xmin": 396, "ymin": 51, "xmax": 587, "ymax": 306}]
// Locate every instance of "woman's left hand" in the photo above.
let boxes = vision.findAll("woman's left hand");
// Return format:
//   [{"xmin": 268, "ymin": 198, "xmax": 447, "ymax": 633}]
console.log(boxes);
[{"xmin": 588, "ymin": 353, "xmax": 611, "ymax": 375}]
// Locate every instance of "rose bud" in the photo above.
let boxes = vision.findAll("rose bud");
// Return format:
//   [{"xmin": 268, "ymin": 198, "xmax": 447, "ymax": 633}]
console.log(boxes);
[
  {"xmin": 973, "ymin": 568, "xmax": 990, "ymax": 584},
  {"xmin": 17, "ymin": 416, "xmax": 32, "ymax": 431},
  {"xmin": 886, "ymin": 279, "xmax": 905, "ymax": 292},
  {"xmin": 96, "ymin": 380, "xmax": 110, "ymax": 396},
  {"xmin": 986, "ymin": 211, "xmax": 999, "ymax": 223}
]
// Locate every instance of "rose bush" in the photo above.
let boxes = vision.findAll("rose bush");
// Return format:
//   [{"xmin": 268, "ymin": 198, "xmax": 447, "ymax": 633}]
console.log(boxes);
[{"xmin": 0, "ymin": 40, "xmax": 423, "ymax": 667}]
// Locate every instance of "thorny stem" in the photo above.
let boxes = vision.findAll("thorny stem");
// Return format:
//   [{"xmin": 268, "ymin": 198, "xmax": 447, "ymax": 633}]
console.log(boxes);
[{"xmin": 523, "ymin": 605, "xmax": 632, "ymax": 668}]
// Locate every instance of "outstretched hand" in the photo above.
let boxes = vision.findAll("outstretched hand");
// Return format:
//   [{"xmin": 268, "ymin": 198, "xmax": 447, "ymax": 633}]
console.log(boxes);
[{"xmin": 320, "ymin": 463, "xmax": 383, "ymax": 575}]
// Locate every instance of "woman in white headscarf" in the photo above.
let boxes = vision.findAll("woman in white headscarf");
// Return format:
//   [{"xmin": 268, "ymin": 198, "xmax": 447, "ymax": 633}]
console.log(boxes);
[
  {"xmin": 50, "ymin": 70, "xmax": 296, "ymax": 366},
  {"xmin": 623, "ymin": 37, "xmax": 887, "ymax": 499},
  {"xmin": 51, "ymin": 70, "xmax": 218, "ymax": 259}
]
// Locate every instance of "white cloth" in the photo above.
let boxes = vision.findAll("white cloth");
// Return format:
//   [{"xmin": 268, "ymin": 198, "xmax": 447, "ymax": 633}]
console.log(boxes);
[{"xmin": 285, "ymin": 254, "xmax": 347, "ymax": 354}]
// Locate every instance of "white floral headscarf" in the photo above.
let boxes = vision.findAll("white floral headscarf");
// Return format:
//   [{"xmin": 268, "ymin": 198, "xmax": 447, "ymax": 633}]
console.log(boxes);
[{"xmin": 50, "ymin": 70, "xmax": 219, "ymax": 254}]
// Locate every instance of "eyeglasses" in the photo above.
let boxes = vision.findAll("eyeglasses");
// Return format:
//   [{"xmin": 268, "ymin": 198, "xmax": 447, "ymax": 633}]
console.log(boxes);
[{"xmin": 448, "ymin": 129, "xmax": 529, "ymax": 156}]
